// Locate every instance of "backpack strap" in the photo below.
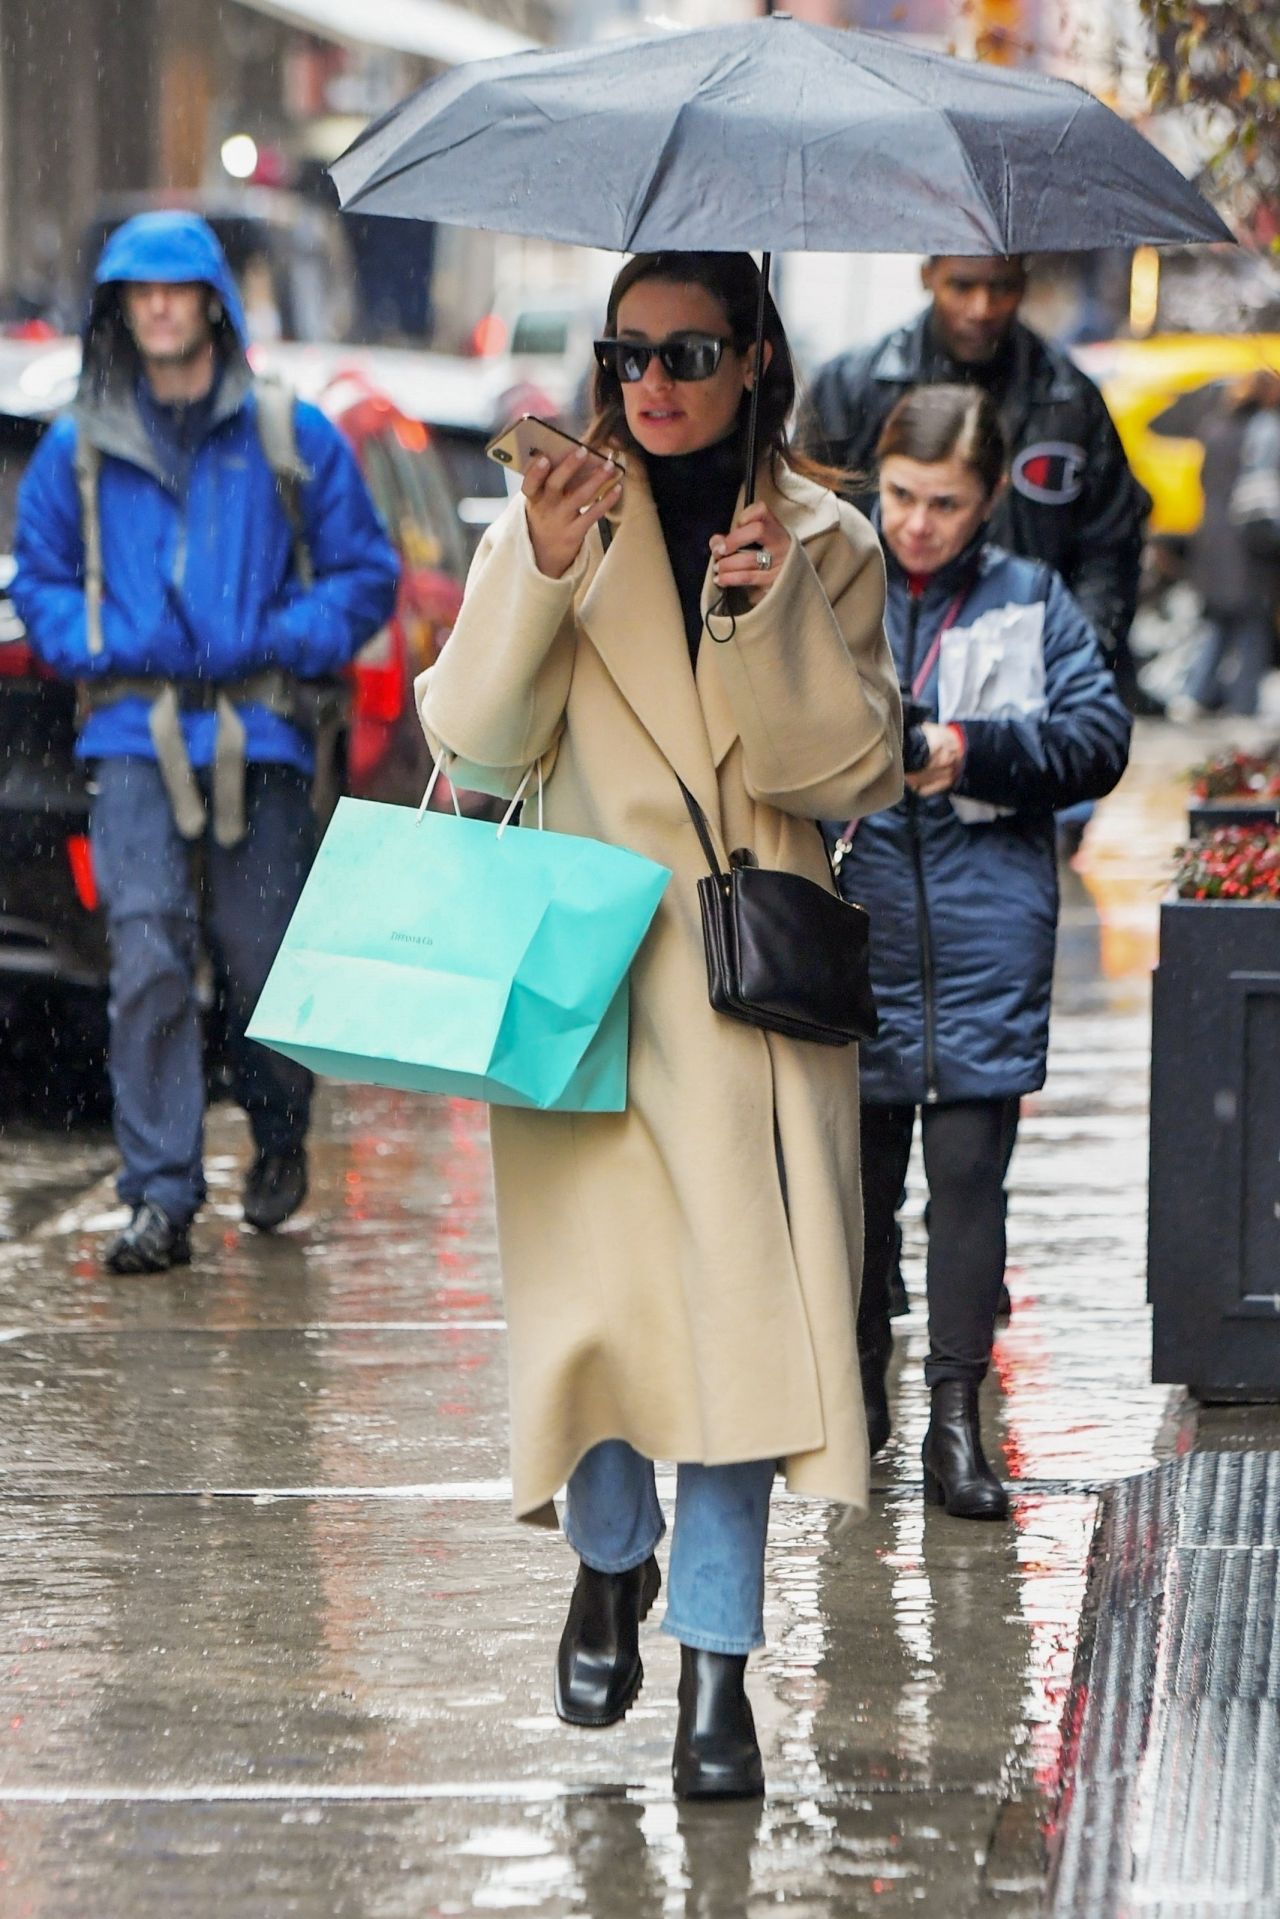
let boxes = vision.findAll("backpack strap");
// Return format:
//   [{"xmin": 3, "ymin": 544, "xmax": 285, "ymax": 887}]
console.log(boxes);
[
  {"xmin": 252, "ymin": 372, "xmax": 315, "ymax": 591},
  {"xmin": 72, "ymin": 430, "xmax": 104, "ymax": 657}
]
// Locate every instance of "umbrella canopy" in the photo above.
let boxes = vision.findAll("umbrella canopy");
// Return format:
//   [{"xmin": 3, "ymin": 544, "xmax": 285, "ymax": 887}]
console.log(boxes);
[{"xmin": 330, "ymin": 15, "xmax": 1232, "ymax": 256}]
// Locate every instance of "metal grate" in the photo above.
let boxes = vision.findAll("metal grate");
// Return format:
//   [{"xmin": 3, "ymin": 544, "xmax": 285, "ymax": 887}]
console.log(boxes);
[{"xmin": 1052, "ymin": 1453, "xmax": 1280, "ymax": 1916}]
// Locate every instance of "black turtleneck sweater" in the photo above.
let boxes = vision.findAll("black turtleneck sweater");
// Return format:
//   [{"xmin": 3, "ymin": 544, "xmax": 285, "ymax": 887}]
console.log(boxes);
[{"xmin": 646, "ymin": 433, "xmax": 744, "ymax": 669}]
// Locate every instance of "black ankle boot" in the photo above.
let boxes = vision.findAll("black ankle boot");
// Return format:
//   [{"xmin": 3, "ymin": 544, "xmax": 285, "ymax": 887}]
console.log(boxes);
[
  {"xmin": 554, "ymin": 1555, "xmax": 660, "ymax": 1727},
  {"xmin": 922, "ymin": 1378, "xmax": 1009, "ymax": 1520},
  {"xmin": 672, "ymin": 1645, "xmax": 764, "ymax": 1800},
  {"xmin": 860, "ymin": 1343, "xmax": 891, "ymax": 1457}
]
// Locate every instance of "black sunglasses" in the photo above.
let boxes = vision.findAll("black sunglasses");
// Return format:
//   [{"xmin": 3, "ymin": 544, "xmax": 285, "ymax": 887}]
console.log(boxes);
[{"xmin": 593, "ymin": 333, "xmax": 728, "ymax": 384}]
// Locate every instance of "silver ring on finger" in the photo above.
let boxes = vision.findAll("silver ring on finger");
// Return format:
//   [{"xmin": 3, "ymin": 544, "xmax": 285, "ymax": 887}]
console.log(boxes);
[{"xmin": 755, "ymin": 547, "xmax": 773, "ymax": 571}]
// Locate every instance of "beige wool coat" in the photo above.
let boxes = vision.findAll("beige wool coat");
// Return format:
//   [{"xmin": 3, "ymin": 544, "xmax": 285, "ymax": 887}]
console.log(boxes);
[{"xmin": 416, "ymin": 457, "xmax": 903, "ymax": 1527}]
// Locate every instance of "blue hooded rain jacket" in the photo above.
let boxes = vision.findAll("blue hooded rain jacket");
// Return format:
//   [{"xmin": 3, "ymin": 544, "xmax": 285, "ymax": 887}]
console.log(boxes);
[
  {"xmin": 12, "ymin": 211, "xmax": 399, "ymax": 771},
  {"xmin": 830, "ymin": 537, "xmax": 1131, "ymax": 1107}
]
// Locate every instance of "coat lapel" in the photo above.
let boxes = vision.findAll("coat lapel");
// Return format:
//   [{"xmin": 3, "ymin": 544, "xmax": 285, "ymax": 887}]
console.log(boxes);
[{"xmin": 578, "ymin": 462, "xmax": 724, "ymax": 829}]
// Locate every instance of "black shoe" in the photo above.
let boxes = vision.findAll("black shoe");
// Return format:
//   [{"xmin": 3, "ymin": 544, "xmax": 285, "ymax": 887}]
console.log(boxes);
[
  {"xmin": 673, "ymin": 1645, "xmax": 764, "ymax": 1800},
  {"xmin": 554, "ymin": 1554, "xmax": 660, "ymax": 1727},
  {"xmin": 103, "ymin": 1202, "xmax": 192, "ymax": 1276},
  {"xmin": 922, "ymin": 1379, "xmax": 1009, "ymax": 1520},
  {"xmin": 860, "ymin": 1343, "xmax": 891, "ymax": 1457},
  {"xmin": 996, "ymin": 1282, "xmax": 1012, "ymax": 1321},
  {"xmin": 242, "ymin": 1147, "xmax": 308, "ymax": 1232}
]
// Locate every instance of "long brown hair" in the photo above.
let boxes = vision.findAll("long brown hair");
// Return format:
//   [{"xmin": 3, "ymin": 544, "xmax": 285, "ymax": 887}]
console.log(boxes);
[
  {"xmin": 875, "ymin": 384, "xmax": 1007, "ymax": 499},
  {"xmin": 586, "ymin": 251, "xmax": 844, "ymax": 490}
]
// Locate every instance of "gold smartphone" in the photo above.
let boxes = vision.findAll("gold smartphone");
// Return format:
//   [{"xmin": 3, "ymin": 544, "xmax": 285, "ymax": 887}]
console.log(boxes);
[{"xmin": 485, "ymin": 414, "xmax": 621, "ymax": 479}]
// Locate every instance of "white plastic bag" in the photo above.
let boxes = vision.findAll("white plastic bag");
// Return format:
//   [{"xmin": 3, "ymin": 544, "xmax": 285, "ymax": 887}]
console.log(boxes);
[{"xmin": 938, "ymin": 602, "xmax": 1047, "ymax": 824}]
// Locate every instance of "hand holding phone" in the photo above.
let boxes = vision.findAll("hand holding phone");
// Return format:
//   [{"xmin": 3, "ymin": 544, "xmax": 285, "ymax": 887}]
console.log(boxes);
[{"xmin": 488, "ymin": 415, "xmax": 623, "ymax": 581}]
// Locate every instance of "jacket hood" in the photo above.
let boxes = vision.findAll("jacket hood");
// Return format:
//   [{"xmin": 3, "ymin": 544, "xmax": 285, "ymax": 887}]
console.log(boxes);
[{"xmin": 78, "ymin": 212, "xmax": 249, "ymax": 415}]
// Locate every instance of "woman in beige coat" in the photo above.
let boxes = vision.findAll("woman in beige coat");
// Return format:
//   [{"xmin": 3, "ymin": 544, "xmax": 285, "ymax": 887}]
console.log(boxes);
[{"xmin": 417, "ymin": 251, "xmax": 902, "ymax": 1799}]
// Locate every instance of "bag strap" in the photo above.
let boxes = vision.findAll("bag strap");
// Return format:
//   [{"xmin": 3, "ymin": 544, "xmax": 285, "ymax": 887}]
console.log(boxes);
[
  {"xmin": 253, "ymin": 373, "xmax": 315, "ymax": 591},
  {"xmin": 73, "ymin": 431, "xmax": 104, "ymax": 657},
  {"xmin": 676, "ymin": 777, "xmax": 724, "ymax": 881}
]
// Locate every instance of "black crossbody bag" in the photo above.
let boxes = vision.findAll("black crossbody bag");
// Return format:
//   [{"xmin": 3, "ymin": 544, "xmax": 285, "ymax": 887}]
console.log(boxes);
[{"xmin": 677, "ymin": 778, "xmax": 877, "ymax": 1047}]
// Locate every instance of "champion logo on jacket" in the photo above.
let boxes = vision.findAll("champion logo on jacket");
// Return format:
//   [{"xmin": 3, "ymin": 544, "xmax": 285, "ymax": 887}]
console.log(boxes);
[{"xmin": 1011, "ymin": 441, "xmax": 1087, "ymax": 506}]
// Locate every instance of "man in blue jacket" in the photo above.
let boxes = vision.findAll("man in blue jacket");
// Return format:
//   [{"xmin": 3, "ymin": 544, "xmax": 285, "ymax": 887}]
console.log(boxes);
[{"xmin": 14, "ymin": 212, "xmax": 399, "ymax": 1272}]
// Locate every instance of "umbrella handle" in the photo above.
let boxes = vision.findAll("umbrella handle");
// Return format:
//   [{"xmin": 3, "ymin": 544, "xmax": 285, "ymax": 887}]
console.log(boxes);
[
  {"xmin": 707, "ymin": 251, "xmax": 771, "ymax": 645},
  {"xmin": 742, "ymin": 250, "xmax": 770, "ymax": 510}
]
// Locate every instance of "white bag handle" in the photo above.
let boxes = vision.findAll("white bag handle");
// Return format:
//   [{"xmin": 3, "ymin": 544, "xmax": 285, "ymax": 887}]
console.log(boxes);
[
  {"xmin": 498, "ymin": 759, "xmax": 544, "ymax": 839},
  {"xmin": 417, "ymin": 755, "xmax": 545, "ymax": 834},
  {"xmin": 416, "ymin": 753, "xmax": 463, "ymax": 823}
]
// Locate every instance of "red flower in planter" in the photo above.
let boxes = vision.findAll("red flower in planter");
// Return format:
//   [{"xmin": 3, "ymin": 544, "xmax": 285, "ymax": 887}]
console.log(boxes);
[
  {"xmin": 1174, "ymin": 824, "xmax": 1280, "ymax": 901},
  {"xmin": 1189, "ymin": 748, "xmax": 1280, "ymax": 804}
]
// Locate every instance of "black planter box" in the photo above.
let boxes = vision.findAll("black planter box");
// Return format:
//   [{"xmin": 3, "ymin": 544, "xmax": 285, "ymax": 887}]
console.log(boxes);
[
  {"xmin": 1149, "ymin": 897, "xmax": 1280, "ymax": 1397},
  {"xmin": 1188, "ymin": 801, "xmax": 1280, "ymax": 839}
]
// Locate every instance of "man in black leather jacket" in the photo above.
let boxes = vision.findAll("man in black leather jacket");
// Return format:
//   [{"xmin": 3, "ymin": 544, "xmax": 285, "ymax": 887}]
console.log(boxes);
[{"xmin": 804, "ymin": 257, "xmax": 1154, "ymax": 710}]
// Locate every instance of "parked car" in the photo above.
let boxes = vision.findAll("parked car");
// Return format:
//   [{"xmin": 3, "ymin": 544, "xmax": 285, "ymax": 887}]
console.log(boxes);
[
  {"xmin": 0, "ymin": 370, "xmax": 470, "ymax": 1116},
  {"xmin": 0, "ymin": 523, "xmax": 108, "ymax": 1111},
  {"xmin": 255, "ymin": 337, "xmax": 554, "ymax": 551},
  {"xmin": 466, "ymin": 282, "xmax": 602, "ymax": 422}
]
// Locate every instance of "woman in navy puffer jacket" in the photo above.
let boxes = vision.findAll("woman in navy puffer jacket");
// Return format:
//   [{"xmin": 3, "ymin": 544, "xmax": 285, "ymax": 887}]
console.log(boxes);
[{"xmin": 830, "ymin": 385, "xmax": 1131, "ymax": 1520}]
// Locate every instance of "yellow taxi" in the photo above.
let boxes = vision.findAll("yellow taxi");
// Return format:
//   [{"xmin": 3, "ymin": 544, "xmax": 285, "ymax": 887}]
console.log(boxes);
[{"xmin": 1074, "ymin": 335, "xmax": 1280, "ymax": 538}]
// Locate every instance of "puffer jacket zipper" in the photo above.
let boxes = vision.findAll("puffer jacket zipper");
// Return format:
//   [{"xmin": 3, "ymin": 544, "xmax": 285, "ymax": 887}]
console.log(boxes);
[{"xmin": 903, "ymin": 590, "xmax": 940, "ymax": 1103}]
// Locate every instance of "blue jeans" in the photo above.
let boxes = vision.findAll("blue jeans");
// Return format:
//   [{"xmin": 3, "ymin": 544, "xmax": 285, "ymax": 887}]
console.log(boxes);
[
  {"xmin": 563, "ymin": 1441, "xmax": 775, "ymax": 1655},
  {"xmin": 90, "ymin": 757, "xmax": 315, "ymax": 1225}
]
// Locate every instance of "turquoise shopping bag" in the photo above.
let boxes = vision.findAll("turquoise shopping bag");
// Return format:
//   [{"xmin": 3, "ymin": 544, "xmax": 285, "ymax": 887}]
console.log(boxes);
[{"xmin": 247, "ymin": 795, "xmax": 669, "ymax": 1112}]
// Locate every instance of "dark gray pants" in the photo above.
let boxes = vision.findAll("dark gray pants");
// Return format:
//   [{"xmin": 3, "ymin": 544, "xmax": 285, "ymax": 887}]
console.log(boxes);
[
  {"xmin": 1187, "ymin": 610, "xmax": 1274, "ymax": 717},
  {"xmin": 90, "ymin": 757, "xmax": 315, "ymax": 1226},
  {"xmin": 860, "ymin": 1097, "xmax": 1021, "ymax": 1387}
]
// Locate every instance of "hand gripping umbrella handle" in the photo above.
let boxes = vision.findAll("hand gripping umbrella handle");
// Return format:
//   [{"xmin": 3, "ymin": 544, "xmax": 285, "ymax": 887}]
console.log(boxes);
[{"xmin": 707, "ymin": 251, "xmax": 771, "ymax": 646}]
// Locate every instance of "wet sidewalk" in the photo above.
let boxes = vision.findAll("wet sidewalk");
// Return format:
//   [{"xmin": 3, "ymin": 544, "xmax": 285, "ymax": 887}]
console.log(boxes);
[{"xmin": 0, "ymin": 720, "xmax": 1264, "ymax": 1915}]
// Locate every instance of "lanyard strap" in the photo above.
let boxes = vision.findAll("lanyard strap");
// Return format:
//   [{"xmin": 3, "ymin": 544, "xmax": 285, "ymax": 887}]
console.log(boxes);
[
  {"xmin": 832, "ymin": 584, "xmax": 971, "ymax": 869},
  {"xmin": 910, "ymin": 588, "xmax": 970, "ymax": 701}
]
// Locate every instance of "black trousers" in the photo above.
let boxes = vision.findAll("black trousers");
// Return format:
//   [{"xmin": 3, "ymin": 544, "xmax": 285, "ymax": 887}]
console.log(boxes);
[{"xmin": 859, "ymin": 1097, "xmax": 1021, "ymax": 1387}]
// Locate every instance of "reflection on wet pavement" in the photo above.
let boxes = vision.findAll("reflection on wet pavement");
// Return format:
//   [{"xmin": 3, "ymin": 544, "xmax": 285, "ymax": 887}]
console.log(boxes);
[{"xmin": 0, "ymin": 722, "xmax": 1241, "ymax": 1913}]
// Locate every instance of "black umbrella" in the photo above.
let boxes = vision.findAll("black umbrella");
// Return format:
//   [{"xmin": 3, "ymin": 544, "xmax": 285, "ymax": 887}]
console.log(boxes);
[{"xmin": 331, "ymin": 15, "xmax": 1232, "ymax": 494}]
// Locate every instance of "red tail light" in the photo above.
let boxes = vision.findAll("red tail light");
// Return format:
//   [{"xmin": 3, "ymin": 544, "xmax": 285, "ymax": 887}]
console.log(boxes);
[
  {"xmin": 0, "ymin": 641, "xmax": 37, "ymax": 678},
  {"xmin": 353, "ymin": 625, "xmax": 405, "ymax": 727},
  {"xmin": 66, "ymin": 835, "xmax": 98, "ymax": 912},
  {"xmin": 468, "ymin": 313, "xmax": 508, "ymax": 357}
]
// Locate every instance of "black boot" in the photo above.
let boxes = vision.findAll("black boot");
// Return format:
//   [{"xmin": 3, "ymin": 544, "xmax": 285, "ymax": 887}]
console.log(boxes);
[
  {"xmin": 922, "ymin": 1378, "xmax": 1009, "ymax": 1520},
  {"xmin": 860, "ymin": 1343, "xmax": 891, "ymax": 1457},
  {"xmin": 243, "ymin": 1147, "xmax": 308, "ymax": 1232},
  {"xmin": 554, "ymin": 1555, "xmax": 660, "ymax": 1727},
  {"xmin": 672, "ymin": 1645, "xmax": 764, "ymax": 1800},
  {"xmin": 103, "ymin": 1202, "xmax": 192, "ymax": 1276}
]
